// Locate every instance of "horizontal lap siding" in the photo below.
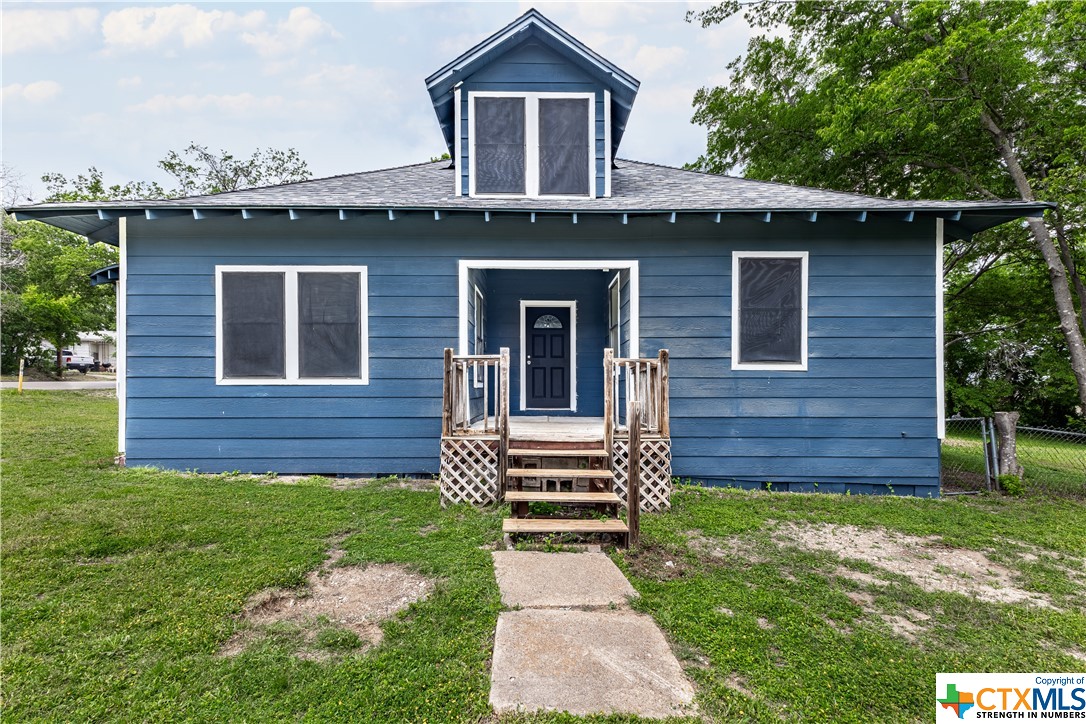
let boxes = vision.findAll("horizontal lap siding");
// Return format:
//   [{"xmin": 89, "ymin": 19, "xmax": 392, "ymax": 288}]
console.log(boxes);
[
  {"xmin": 633, "ymin": 220, "xmax": 938, "ymax": 491},
  {"xmin": 124, "ymin": 214, "xmax": 939, "ymax": 492}
]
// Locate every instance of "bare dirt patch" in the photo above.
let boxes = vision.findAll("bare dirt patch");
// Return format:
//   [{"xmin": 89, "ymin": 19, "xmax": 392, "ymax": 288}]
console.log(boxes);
[
  {"xmin": 221, "ymin": 539, "xmax": 435, "ymax": 659},
  {"xmin": 774, "ymin": 522, "xmax": 1055, "ymax": 608}
]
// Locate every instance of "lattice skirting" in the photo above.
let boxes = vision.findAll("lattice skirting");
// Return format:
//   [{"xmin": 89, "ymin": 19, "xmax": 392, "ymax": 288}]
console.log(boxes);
[
  {"xmin": 612, "ymin": 438, "xmax": 673, "ymax": 513},
  {"xmin": 440, "ymin": 437, "xmax": 499, "ymax": 508}
]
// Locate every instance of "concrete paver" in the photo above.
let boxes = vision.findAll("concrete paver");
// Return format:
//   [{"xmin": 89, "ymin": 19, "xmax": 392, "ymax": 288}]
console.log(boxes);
[
  {"xmin": 488, "ymin": 549, "xmax": 697, "ymax": 718},
  {"xmin": 489, "ymin": 608, "xmax": 696, "ymax": 717},
  {"xmin": 491, "ymin": 550, "xmax": 638, "ymax": 608}
]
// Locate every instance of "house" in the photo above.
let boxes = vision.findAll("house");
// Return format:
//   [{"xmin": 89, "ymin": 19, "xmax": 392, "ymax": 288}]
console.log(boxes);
[{"xmin": 11, "ymin": 10, "xmax": 1047, "ymax": 512}]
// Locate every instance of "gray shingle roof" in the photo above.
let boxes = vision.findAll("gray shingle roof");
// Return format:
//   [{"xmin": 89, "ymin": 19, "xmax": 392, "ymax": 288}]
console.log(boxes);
[
  {"xmin": 12, "ymin": 158, "xmax": 1049, "ymax": 214},
  {"xmin": 9, "ymin": 158, "xmax": 1051, "ymax": 245}
]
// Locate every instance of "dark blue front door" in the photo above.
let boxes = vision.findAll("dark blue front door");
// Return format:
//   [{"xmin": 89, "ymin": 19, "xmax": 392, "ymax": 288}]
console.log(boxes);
[{"xmin": 525, "ymin": 306, "xmax": 571, "ymax": 408}]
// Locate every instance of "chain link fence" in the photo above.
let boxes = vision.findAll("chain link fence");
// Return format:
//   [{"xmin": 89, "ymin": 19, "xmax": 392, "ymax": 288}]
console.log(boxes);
[
  {"xmin": 941, "ymin": 417, "xmax": 993, "ymax": 494},
  {"xmin": 1016, "ymin": 426, "xmax": 1086, "ymax": 498},
  {"xmin": 942, "ymin": 418, "xmax": 1086, "ymax": 497}
]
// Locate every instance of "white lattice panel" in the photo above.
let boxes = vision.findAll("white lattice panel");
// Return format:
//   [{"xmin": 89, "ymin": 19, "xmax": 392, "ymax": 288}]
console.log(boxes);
[
  {"xmin": 440, "ymin": 438, "xmax": 498, "ymax": 508},
  {"xmin": 612, "ymin": 438, "xmax": 673, "ymax": 513}
]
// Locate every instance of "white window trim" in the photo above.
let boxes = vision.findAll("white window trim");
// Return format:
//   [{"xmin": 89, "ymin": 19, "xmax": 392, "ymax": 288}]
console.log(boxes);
[
  {"xmin": 731, "ymin": 251, "xmax": 809, "ymax": 372},
  {"xmin": 607, "ymin": 271, "xmax": 622, "ymax": 355},
  {"xmin": 520, "ymin": 300, "xmax": 577, "ymax": 412},
  {"xmin": 473, "ymin": 283, "xmax": 486, "ymax": 388},
  {"xmin": 468, "ymin": 91, "xmax": 597, "ymax": 200},
  {"xmin": 453, "ymin": 84, "xmax": 463, "ymax": 197},
  {"xmin": 603, "ymin": 89, "xmax": 612, "ymax": 198},
  {"xmin": 215, "ymin": 265, "xmax": 369, "ymax": 385}
]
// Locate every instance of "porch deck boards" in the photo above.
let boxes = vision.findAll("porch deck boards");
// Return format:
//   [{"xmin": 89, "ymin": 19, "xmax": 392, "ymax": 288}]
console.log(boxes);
[{"xmin": 509, "ymin": 417, "xmax": 605, "ymax": 442}]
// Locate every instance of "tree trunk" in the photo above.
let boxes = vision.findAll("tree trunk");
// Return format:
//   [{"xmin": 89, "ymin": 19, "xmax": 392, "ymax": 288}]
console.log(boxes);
[
  {"xmin": 1054, "ymin": 221, "xmax": 1086, "ymax": 336},
  {"xmin": 993, "ymin": 411, "xmax": 1024, "ymax": 479},
  {"xmin": 55, "ymin": 345, "xmax": 63, "ymax": 377},
  {"xmin": 980, "ymin": 111, "xmax": 1086, "ymax": 411}
]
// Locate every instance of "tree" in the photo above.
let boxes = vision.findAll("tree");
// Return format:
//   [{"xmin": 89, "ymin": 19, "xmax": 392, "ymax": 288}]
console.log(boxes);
[
  {"xmin": 689, "ymin": 0, "xmax": 1086, "ymax": 418},
  {"xmin": 0, "ymin": 212, "xmax": 116, "ymax": 373},
  {"xmin": 42, "ymin": 143, "xmax": 313, "ymax": 201}
]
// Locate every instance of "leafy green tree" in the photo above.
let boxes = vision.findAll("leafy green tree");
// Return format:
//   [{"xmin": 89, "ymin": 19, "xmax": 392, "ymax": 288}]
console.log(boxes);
[
  {"xmin": 689, "ymin": 0, "xmax": 1086, "ymax": 420},
  {"xmin": 0, "ymin": 213, "xmax": 116, "ymax": 373},
  {"xmin": 42, "ymin": 144, "xmax": 312, "ymax": 201}
]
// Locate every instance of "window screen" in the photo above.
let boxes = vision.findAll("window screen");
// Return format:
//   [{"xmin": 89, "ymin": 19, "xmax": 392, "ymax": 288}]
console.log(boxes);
[
  {"xmin": 538, "ymin": 98, "xmax": 589, "ymax": 196},
  {"xmin": 738, "ymin": 257, "xmax": 803, "ymax": 363},
  {"xmin": 298, "ymin": 272, "xmax": 361, "ymax": 378},
  {"xmin": 222, "ymin": 272, "xmax": 285, "ymax": 378},
  {"xmin": 475, "ymin": 97, "xmax": 526, "ymax": 194}
]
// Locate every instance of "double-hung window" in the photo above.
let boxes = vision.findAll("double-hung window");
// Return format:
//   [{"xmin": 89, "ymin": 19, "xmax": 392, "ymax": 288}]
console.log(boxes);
[
  {"xmin": 216, "ymin": 266, "xmax": 369, "ymax": 384},
  {"xmin": 731, "ymin": 252, "xmax": 808, "ymax": 371},
  {"xmin": 470, "ymin": 92, "xmax": 595, "ymax": 198}
]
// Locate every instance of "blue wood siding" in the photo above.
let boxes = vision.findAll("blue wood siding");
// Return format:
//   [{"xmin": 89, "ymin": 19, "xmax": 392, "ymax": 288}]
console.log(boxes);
[
  {"xmin": 123, "ymin": 213, "xmax": 940, "ymax": 494},
  {"xmin": 459, "ymin": 41, "xmax": 607, "ymax": 197},
  {"xmin": 483, "ymin": 270, "xmax": 609, "ymax": 416}
]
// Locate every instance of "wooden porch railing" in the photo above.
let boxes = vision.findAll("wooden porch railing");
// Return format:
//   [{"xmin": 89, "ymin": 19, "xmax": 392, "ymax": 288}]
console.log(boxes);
[
  {"xmin": 442, "ymin": 347, "xmax": 510, "ymax": 496},
  {"xmin": 603, "ymin": 348, "xmax": 670, "ymax": 441}
]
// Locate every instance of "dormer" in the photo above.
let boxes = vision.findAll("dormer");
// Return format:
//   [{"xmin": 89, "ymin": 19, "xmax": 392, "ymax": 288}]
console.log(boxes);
[{"xmin": 425, "ymin": 9, "xmax": 639, "ymax": 199}]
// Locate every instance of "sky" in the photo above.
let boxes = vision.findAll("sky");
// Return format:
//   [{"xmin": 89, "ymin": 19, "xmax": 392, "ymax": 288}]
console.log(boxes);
[{"xmin": 1, "ymin": 1, "xmax": 757, "ymax": 202}]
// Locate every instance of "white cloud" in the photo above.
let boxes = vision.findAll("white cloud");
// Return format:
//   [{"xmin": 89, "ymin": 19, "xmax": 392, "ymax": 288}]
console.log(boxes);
[
  {"xmin": 633, "ymin": 45, "xmax": 689, "ymax": 74},
  {"xmin": 101, "ymin": 5, "xmax": 265, "ymax": 52},
  {"xmin": 126, "ymin": 92, "xmax": 286, "ymax": 115},
  {"xmin": 117, "ymin": 76, "xmax": 143, "ymax": 89},
  {"xmin": 2, "ymin": 8, "xmax": 99, "ymax": 55},
  {"xmin": 241, "ymin": 7, "xmax": 340, "ymax": 57},
  {"xmin": 2, "ymin": 81, "xmax": 63, "ymax": 103}
]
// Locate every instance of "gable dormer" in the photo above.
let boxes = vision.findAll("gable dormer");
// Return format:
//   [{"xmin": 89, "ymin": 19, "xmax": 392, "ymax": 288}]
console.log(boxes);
[{"xmin": 425, "ymin": 9, "xmax": 639, "ymax": 199}]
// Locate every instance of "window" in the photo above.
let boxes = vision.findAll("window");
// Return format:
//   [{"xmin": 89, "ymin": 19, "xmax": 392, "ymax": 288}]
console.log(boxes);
[
  {"xmin": 469, "ymin": 92, "xmax": 595, "ymax": 198},
  {"xmin": 731, "ymin": 252, "xmax": 808, "ymax": 371},
  {"xmin": 216, "ymin": 266, "xmax": 369, "ymax": 385},
  {"xmin": 607, "ymin": 273, "xmax": 621, "ymax": 354}
]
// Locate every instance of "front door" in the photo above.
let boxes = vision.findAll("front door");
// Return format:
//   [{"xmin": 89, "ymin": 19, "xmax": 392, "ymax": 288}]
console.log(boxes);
[{"xmin": 524, "ymin": 305, "xmax": 572, "ymax": 409}]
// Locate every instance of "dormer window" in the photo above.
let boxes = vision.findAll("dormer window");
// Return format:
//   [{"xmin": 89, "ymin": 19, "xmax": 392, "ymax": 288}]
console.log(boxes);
[{"xmin": 469, "ymin": 92, "xmax": 595, "ymax": 198}]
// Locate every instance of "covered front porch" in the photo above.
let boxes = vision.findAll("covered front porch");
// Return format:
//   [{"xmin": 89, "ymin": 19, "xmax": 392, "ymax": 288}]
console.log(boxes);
[
  {"xmin": 459, "ymin": 260, "xmax": 637, "ymax": 417},
  {"xmin": 438, "ymin": 346, "xmax": 673, "ymax": 544}
]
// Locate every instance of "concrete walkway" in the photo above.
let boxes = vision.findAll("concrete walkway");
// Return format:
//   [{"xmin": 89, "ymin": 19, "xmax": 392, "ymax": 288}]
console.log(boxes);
[
  {"xmin": 489, "ymin": 550, "xmax": 696, "ymax": 718},
  {"xmin": 0, "ymin": 380, "xmax": 115, "ymax": 390}
]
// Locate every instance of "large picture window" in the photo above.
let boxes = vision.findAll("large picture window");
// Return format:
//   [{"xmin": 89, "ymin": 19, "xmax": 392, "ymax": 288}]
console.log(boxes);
[
  {"xmin": 216, "ymin": 266, "xmax": 369, "ymax": 385},
  {"xmin": 469, "ymin": 92, "xmax": 594, "ymax": 198},
  {"xmin": 731, "ymin": 252, "xmax": 808, "ymax": 371}
]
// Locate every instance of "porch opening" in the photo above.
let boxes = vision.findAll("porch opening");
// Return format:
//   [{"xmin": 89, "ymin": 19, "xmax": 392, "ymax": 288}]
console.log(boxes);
[{"xmin": 458, "ymin": 260, "xmax": 639, "ymax": 417}]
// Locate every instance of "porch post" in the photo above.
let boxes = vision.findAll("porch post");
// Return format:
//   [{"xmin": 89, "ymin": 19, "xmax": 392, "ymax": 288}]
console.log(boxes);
[{"xmin": 442, "ymin": 348, "xmax": 453, "ymax": 437}]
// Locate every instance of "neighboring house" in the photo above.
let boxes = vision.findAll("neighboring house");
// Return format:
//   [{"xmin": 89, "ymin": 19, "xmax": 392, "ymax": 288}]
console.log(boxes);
[
  {"xmin": 10, "ymin": 10, "xmax": 1048, "ymax": 500},
  {"xmin": 42, "ymin": 332, "xmax": 116, "ymax": 369}
]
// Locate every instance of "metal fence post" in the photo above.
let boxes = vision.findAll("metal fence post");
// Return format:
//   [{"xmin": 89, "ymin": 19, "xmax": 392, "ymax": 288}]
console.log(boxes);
[{"xmin": 980, "ymin": 418, "xmax": 993, "ymax": 492}]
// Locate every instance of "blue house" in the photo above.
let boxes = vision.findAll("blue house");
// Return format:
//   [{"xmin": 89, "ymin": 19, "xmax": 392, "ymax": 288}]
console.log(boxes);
[{"xmin": 12, "ymin": 10, "xmax": 1047, "ymax": 524}]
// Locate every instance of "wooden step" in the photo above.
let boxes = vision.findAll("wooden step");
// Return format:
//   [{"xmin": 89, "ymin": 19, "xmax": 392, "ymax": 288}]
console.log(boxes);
[
  {"xmin": 508, "ymin": 448, "xmax": 608, "ymax": 458},
  {"xmin": 503, "ymin": 518, "xmax": 629, "ymax": 534},
  {"xmin": 506, "ymin": 468, "xmax": 615, "ymax": 479},
  {"xmin": 506, "ymin": 491, "xmax": 620, "ymax": 504}
]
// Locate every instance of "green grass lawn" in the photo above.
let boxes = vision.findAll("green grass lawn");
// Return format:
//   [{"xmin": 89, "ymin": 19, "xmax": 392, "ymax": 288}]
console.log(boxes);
[{"xmin": 3, "ymin": 390, "xmax": 1085, "ymax": 722}]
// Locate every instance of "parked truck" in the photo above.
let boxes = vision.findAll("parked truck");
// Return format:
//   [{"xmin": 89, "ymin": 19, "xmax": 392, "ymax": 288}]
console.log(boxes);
[{"xmin": 61, "ymin": 349, "xmax": 95, "ymax": 373}]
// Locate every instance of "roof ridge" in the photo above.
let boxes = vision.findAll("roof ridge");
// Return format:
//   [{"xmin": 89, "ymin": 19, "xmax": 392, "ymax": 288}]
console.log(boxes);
[{"xmin": 170, "ymin": 159, "xmax": 446, "ymax": 203}]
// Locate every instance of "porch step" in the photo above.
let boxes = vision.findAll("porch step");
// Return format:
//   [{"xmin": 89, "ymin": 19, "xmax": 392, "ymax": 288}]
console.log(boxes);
[
  {"xmin": 503, "ymin": 518, "xmax": 629, "ymax": 535},
  {"xmin": 507, "ymin": 448, "xmax": 608, "ymax": 457},
  {"xmin": 506, "ymin": 491, "xmax": 620, "ymax": 504},
  {"xmin": 506, "ymin": 468, "xmax": 615, "ymax": 479}
]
